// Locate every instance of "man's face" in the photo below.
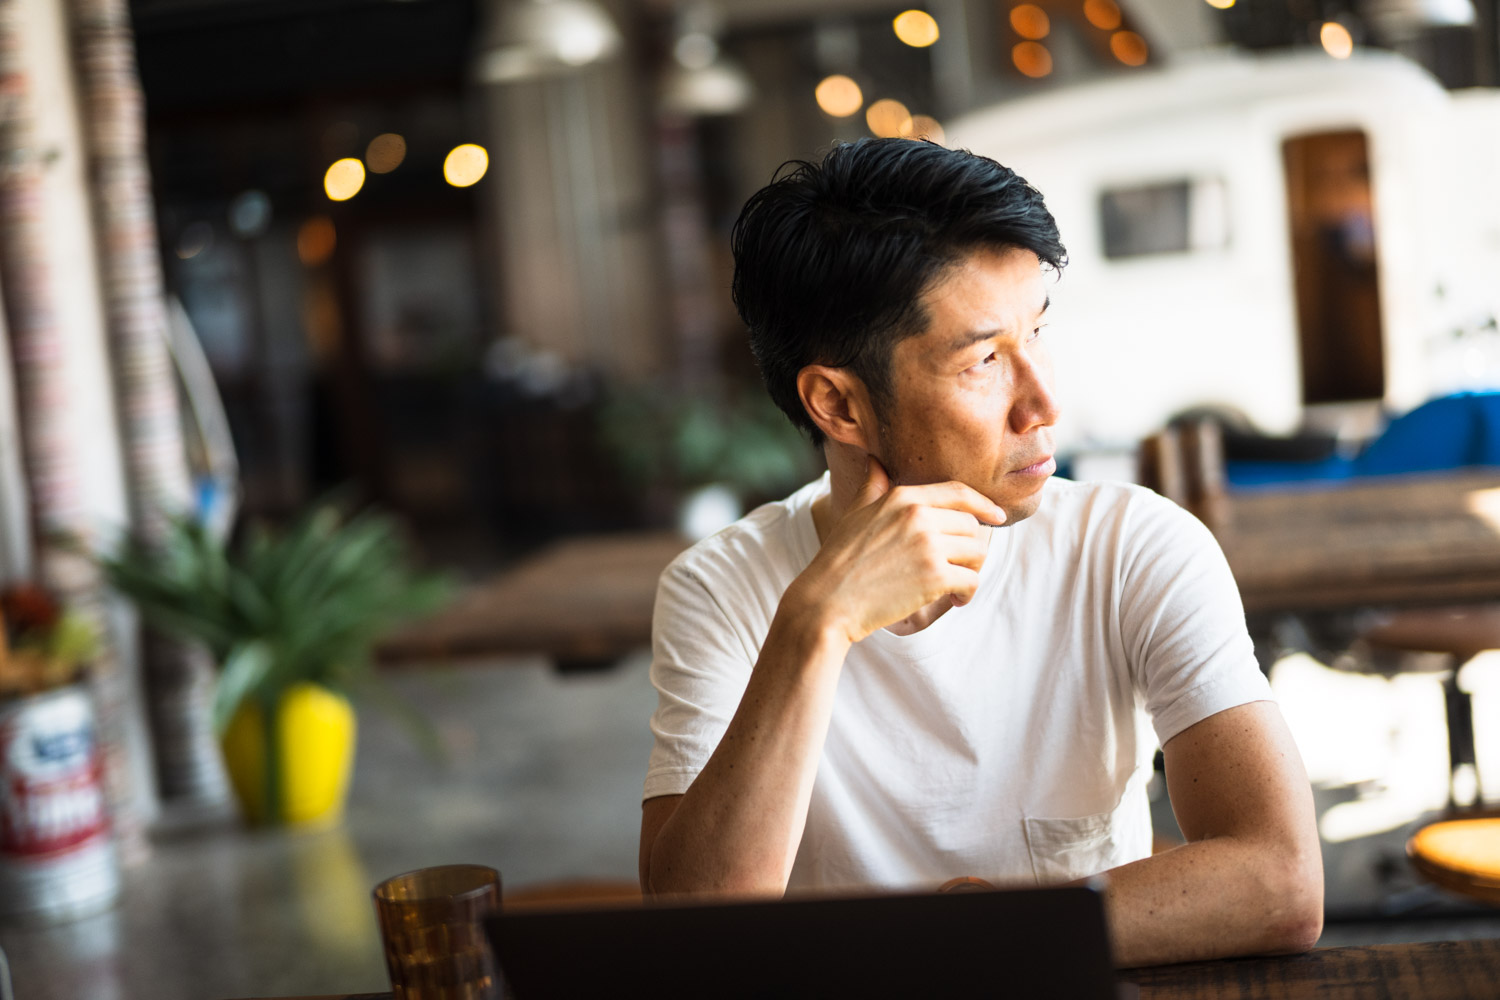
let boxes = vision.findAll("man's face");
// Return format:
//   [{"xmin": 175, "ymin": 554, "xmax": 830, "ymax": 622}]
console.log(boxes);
[{"xmin": 871, "ymin": 246, "xmax": 1059, "ymax": 526}]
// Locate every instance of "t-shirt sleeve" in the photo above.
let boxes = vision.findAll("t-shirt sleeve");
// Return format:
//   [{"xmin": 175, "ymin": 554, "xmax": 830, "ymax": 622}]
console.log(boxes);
[
  {"xmin": 1117, "ymin": 493, "xmax": 1273, "ymax": 746},
  {"xmin": 642, "ymin": 559, "xmax": 758, "ymax": 802}
]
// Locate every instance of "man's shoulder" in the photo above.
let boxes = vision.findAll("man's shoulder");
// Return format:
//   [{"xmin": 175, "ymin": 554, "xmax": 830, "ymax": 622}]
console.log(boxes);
[
  {"xmin": 662, "ymin": 477, "xmax": 823, "ymax": 591},
  {"xmin": 1037, "ymin": 476, "xmax": 1186, "ymax": 530}
]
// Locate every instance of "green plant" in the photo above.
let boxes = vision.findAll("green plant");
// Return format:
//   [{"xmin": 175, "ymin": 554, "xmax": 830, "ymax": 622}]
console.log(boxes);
[
  {"xmin": 599, "ymin": 388, "xmax": 821, "ymax": 499},
  {"xmin": 98, "ymin": 504, "xmax": 450, "ymax": 734}
]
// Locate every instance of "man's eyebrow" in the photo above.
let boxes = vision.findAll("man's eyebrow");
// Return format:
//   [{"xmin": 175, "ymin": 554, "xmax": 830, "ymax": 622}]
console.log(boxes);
[{"xmin": 946, "ymin": 295, "xmax": 1050, "ymax": 353}]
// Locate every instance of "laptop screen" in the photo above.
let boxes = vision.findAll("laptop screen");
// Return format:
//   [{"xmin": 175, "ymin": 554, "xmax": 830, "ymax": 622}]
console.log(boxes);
[{"xmin": 489, "ymin": 886, "xmax": 1119, "ymax": 999}]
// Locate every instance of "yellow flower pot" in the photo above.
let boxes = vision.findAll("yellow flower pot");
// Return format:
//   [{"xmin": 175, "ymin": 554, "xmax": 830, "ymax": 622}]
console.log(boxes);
[{"xmin": 220, "ymin": 682, "xmax": 357, "ymax": 827}]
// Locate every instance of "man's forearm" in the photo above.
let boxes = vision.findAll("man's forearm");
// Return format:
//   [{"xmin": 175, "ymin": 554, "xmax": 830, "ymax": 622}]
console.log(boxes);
[
  {"xmin": 1096, "ymin": 833, "xmax": 1323, "ymax": 968},
  {"xmin": 645, "ymin": 603, "xmax": 849, "ymax": 896}
]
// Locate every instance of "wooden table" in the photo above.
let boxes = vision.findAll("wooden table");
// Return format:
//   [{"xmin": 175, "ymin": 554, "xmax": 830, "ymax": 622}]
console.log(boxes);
[
  {"xmin": 1217, "ymin": 471, "xmax": 1500, "ymax": 615},
  {"xmin": 376, "ymin": 532, "xmax": 689, "ymax": 670},
  {"xmin": 1120, "ymin": 938, "xmax": 1500, "ymax": 999},
  {"xmin": 237, "ymin": 939, "xmax": 1500, "ymax": 1000}
]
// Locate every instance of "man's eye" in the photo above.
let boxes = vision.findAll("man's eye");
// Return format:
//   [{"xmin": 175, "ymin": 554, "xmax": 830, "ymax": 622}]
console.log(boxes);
[{"xmin": 1029, "ymin": 324, "xmax": 1048, "ymax": 342}]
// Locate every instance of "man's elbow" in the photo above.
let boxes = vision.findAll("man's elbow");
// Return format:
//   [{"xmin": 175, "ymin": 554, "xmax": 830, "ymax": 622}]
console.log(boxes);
[{"xmin": 1264, "ymin": 849, "xmax": 1324, "ymax": 954}]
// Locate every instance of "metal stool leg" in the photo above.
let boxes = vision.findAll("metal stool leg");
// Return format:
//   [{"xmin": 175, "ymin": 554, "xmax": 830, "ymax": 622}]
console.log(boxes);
[{"xmin": 1443, "ymin": 668, "xmax": 1481, "ymax": 809}]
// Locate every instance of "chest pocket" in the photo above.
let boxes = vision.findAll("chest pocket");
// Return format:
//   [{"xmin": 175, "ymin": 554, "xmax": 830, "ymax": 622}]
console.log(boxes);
[{"xmin": 1023, "ymin": 785, "xmax": 1149, "ymax": 885}]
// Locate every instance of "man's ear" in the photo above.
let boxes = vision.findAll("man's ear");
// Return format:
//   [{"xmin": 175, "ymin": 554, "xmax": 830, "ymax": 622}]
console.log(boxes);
[{"xmin": 797, "ymin": 365, "xmax": 878, "ymax": 452}]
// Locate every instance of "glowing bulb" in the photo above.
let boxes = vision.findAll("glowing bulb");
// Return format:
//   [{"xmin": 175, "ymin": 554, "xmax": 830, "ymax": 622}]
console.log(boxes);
[
  {"xmin": 1110, "ymin": 30, "xmax": 1148, "ymax": 66},
  {"xmin": 1010, "ymin": 4, "xmax": 1051, "ymax": 39},
  {"xmin": 444, "ymin": 144, "xmax": 489, "ymax": 188},
  {"xmin": 866, "ymin": 98, "xmax": 913, "ymax": 138},
  {"xmin": 892, "ymin": 10, "xmax": 940, "ymax": 47},
  {"xmin": 323, "ymin": 158, "xmax": 365, "ymax": 202},
  {"xmin": 1083, "ymin": 0, "xmax": 1122, "ymax": 30},
  {"xmin": 815, "ymin": 74, "xmax": 863, "ymax": 117},
  {"xmin": 365, "ymin": 133, "xmax": 406, "ymax": 174},
  {"xmin": 297, "ymin": 216, "xmax": 337, "ymax": 267},
  {"xmin": 1012, "ymin": 41, "xmax": 1053, "ymax": 78},
  {"xmin": 1320, "ymin": 21, "xmax": 1354, "ymax": 59}
]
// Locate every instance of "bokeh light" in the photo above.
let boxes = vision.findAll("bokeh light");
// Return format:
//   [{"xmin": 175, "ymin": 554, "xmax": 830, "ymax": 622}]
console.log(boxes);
[
  {"xmin": 1012, "ymin": 41, "xmax": 1053, "ymax": 78},
  {"xmin": 323, "ymin": 158, "xmax": 365, "ymax": 202},
  {"xmin": 892, "ymin": 10, "xmax": 940, "ymax": 47},
  {"xmin": 1010, "ymin": 4, "xmax": 1051, "ymax": 40},
  {"xmin": 1205, "ymin": 0, "xmax": 1235, "ymax": 8},
  {"xmin": 1320, "ymin": 21, "xmax": 1354, "ymax": 58},
  {"xmin": 443, "ymin": 144, "xmax": 489, "ymax": 188},
  {"xmin": 297, "ymin": 216, "xmax": 337, "ymax": 267},
  {"xmin": 365, "ymin": 133, "xmax": 407, "ymax": 174},
  {"xmin": 866, "ymin": 98, "xmax": 913, "ymax": 138},
  {"xmin": 1083, "ymin": 0, "xmax": 1122, "ymax": 31},
  {"xmin": 1110, "ymin": 30, "xmax": 1149, "ymax": 66},
  {"xmin": 815, "ymin": 74, "xmax": 864, "ymax": 117},
  {"xmin": 906, "ymin": 115, "xmax": 945, "ymax": 144}
]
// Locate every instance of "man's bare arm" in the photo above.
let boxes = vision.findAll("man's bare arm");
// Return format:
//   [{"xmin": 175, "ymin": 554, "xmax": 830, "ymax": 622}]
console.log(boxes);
[
  {"xmin": 1095, "ymin": 700, "xmax": 1324, "ymax": 967},
  {"xmin": 639, "ymin": 460, "xmax": 1004, "ymax": 897}
]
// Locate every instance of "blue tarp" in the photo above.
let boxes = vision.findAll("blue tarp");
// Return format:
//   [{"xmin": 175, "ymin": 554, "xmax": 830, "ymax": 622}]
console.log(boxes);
[{"xmin": 1225, "ymin": 391, "xmax": 1500, "ymax": 487}]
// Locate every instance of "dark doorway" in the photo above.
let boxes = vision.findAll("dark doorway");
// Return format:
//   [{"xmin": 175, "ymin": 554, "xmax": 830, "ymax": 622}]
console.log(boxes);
[{"xmin": 1283, "ymin": 130, "xmax": 1386, "ymax": 405}]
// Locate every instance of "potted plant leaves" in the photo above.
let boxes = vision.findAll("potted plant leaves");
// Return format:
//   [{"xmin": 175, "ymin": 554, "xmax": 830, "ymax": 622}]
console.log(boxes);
[{"xmin": 98, "ymin": 503, "xmax": 449, "ymax": 827}]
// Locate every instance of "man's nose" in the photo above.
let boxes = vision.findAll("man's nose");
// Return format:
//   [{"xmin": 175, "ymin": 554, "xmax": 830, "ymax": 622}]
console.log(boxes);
[{"xmin": 1009, "ymin": 355, "xmax": 1060, "ymax": 434}]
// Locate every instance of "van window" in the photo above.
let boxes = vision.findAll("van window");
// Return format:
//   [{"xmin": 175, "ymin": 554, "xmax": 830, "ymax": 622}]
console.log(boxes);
[{"xmin": 1099, "ymin": 178, "xmax": 1228, "ymax": 259}]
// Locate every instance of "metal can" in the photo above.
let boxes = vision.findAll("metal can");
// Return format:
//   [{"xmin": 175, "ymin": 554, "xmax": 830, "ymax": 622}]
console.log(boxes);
[{"xmin": 0, "ymin": 685, "xmax": 120, "ymax": 923}]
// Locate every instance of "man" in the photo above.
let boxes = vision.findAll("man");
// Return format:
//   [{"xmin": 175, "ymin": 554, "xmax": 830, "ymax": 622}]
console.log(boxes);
[{"xmin": 638, "ymin": 139, "xmax": 1323, "ymax": 967}]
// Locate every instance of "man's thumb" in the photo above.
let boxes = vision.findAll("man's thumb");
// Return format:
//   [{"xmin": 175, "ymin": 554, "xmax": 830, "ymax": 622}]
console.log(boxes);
[{"xmin": 854, "ymin": 454, "xmax": 892, "ymax": 508}]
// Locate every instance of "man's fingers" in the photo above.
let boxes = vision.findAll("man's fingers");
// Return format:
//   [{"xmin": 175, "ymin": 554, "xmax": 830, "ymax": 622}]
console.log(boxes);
[
  {"xmin": 925, "ymin": 507, "xmax": 999, "ymax": 539},
  {"xmin": 898, "ymin": 480, "xmax": 1005, "ymax": 526}
]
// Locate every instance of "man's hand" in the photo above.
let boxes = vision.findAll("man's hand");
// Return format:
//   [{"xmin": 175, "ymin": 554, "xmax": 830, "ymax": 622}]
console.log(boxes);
[{"xmin": 792, "ymin": 457, "xmax": 1006, "ymax": 645}]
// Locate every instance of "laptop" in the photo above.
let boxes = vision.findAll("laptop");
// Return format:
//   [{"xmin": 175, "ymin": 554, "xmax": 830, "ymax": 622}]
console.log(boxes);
[{"xmin": 487, "ymin": 885, "xmax": 1127, "ymax": 999}]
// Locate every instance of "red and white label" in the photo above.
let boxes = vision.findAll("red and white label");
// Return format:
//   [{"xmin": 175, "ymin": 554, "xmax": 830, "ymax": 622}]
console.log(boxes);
[{"xmin": 0, "ymin": 696, "xmax": 108, "ymax": 857}]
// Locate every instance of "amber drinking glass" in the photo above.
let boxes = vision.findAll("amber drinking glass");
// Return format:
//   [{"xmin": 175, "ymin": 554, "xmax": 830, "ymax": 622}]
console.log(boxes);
[{"xmin": 373, "ymin": 865, "xmax": 502, "ymax": 1000}]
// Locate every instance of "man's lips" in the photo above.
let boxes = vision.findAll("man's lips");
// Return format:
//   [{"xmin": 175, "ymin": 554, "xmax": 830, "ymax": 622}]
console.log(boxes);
[{"xmin": 1010, "ymin": 456, "xmax": 1056, "ymax": 476}]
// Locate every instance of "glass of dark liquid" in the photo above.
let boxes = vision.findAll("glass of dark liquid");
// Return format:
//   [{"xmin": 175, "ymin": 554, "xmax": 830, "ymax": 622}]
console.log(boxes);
[{"xmin": 373, "ymin": 864, "xmax": 502, "ymax": 999}]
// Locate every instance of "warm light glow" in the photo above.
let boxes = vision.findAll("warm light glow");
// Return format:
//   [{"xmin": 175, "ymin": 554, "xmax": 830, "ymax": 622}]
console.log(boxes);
[
  {"xmin": 1320, "ymin": 21, "xmax": 1354, "ymax": 59},
  {"xmin": 815, "ymin": 74, "xmax": 864, "ymax": 117},
  {"xmin": 443, "ymin": 144, "xmax": 489, "ymax": 188},
  {"xmin": 866, "ymin": 98, "xmax": 913, "ymax": 138},
  {"xmin": 1110, "ymin": 30, "xmax": 1148, "ymax": 66},
  {"xmin": 323, "ymin": 158, "xmax": 365, "ymax": 202},
  {"xmin": 892, "ymin": 9, "xmax": 940, "ymax": 47},
  {"xmin": 905, "ymin": 115, "xmax": 945, "ymax": 144},
  {"xmin": 365, "ymin": 133, "xmax": 407, "ymax": 174},
  {"xmin": 297, "ymin": 216, "xmax": 337, "ymax": 267},
  {"xmin": 1011, "ymin": 41, "xmax": 1053, "ymax": 78},
  {"xmin": 1010, "ymin": 4, "xmax": 1051, "ymax": 39},
  {"xmin": 1083, "ymin": 0, "xmax": 1122, "ymax": 31},
  {"xmin": 1204, "ymin": 0, "xmax": 1235, "ymax": 8}
]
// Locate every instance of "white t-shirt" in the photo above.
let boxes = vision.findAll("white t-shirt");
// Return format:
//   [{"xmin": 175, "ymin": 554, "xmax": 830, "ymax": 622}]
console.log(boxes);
[{"xmin": 643, "ymin": 474, "xmax": 1272, "ymax": 892}]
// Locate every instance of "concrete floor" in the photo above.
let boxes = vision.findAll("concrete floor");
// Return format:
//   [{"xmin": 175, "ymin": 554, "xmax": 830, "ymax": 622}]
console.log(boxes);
[{"xmin": 2, "ymin": 651, "xmax": 1498, "ymax": 999}]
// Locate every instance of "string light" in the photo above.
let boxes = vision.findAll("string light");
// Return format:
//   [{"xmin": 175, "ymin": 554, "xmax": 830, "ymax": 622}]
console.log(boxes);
[
  {"xmin": 1110, "ymin": 30, "xmax": 1148, "ymax": 66},
  {"xmin": 1320, "ymin": 21, "xmax": 1354, "ymax": 58},
  {"xmin": 1012, "ymin": 41, "xmax": 1053, "ymax": 78},
  {"xmin": 1010, "ymin": 4, "xmax": 1051, "ymax": 40},
  {"xmin": 444, "ymin": 144, "xmax": 489, "ymax": 187},
  {"xmin": 323, "ymin": 158, "xmax": 365, "ymax": 202},
  {"xmin": 892, "ymin": 10, "xmax": 940, "ymax": 47},
  {"xmin": 815, "ymin": 74, "xmax": 864, "ymax": 117},
  {"xmin": 866, "ymin": 98, "xmax": 913, "ymax": 138}
]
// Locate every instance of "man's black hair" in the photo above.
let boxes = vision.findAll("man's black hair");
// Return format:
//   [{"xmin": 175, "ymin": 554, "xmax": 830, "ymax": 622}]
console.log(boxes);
[{"xmin": 730, "ymin": 138, "xmax": 1067, "ymax": 445}]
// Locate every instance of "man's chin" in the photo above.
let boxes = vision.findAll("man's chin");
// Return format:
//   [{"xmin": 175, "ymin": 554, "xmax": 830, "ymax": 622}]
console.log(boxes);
[{"xmin": 993, "ymin": 486, "xmax": 1047, "ymax": 528}]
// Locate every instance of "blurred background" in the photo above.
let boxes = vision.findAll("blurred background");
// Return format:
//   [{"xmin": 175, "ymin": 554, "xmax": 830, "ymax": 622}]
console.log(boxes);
[{"xmin": 0, "ymin": 0, "xmax": 1499, "ymax": 996}]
